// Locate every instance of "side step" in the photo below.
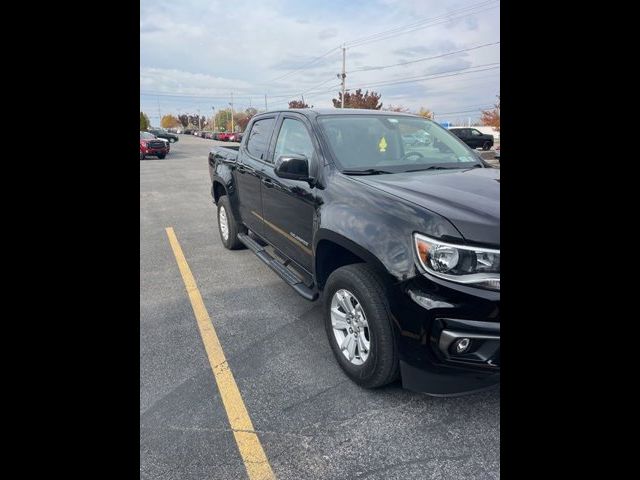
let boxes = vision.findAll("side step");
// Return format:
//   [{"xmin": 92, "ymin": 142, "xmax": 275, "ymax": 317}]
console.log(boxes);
[{"xmin": 237, "ymin": 232, "xmax": 319, "ymax": 301}]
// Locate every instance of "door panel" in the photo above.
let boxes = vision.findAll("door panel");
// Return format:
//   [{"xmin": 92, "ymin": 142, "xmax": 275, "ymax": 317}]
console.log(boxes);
[
  {"xmin": 234, "ymin": 154, "xmax": 264, "ymax": 235},
  {"xmin": 235, "ymin": 116, "xmax": 277, "ymax": 236},
  {"xmin": 261, "ymin": 116, "xmax": 317, "ymax": 271}
]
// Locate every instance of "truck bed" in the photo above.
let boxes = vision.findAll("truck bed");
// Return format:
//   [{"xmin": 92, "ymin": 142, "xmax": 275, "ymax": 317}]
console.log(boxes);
[{"xmin": 210, "ymin": 145, "xmax": 239, "ymax": 162}]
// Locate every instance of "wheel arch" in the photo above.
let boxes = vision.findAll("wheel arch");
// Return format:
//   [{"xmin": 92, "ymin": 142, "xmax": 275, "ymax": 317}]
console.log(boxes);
[{"xmin": 314, "ymin": 230, "xmax": 391, "ymax": 290}]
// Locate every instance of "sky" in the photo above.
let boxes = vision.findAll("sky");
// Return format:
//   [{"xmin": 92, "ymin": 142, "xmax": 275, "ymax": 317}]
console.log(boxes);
[{"xmin": 140, "ymin": 0, "xmax": 500, "ymax": 127}]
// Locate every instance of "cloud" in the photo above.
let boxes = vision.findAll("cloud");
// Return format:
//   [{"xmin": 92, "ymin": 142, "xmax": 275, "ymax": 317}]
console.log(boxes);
[
  {"xmin": 139, "ymin": 0, "xmax": 499, "ymax": 122},
  {"xmin": 392, "ymin": 40, "xmax": 459, "ymax": 58},
  {"xmin": 318, "ymin": 28, "xmax": 338, "ymax": 39}
]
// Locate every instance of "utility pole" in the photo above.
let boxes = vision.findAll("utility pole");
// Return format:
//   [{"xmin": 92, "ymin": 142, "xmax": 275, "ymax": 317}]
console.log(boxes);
[
  {"xmin": 337, "ymin": 44, "xmax": 346, "ymax": 108},
  {"xmin": 198, "ymin": 108, "xmax": 201, "ymax": 130},
  {"xmin": 264, "ymin": 94, "xmax": 268, "ymax": 111},
  {"xmin": 230, "ymin": 92, "xmax": 234, "ymax": 132},
  {"xmin": 301, "ymin": 94, "xmax": 305, "ymax": 106},
  {"xmin": 157, "ymin": 96, "xmax": 161, "ymax": 128},
  {"xmin": 212, "ymin": 106, "xmax": 216, "ymax": 132}
]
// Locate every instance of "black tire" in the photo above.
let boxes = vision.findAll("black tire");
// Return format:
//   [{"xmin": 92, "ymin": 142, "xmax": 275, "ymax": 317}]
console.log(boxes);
[
  {"xmin": 157, "ymin": 154, "xmax": 166, "ymax": 159},
  {"xmin": 324, "ymin": 264, "xmax": 399, "ymax": 388},
  {"xmin": 140, "ymin": 151, "xmax": 145, "ymax": 160},
  {"xmin": 217, "ymin": 195, "xmax": 245, "ymax": 250},
  {"xmin": 482, "ymin": 141, "xmax": 491, "ymax": 151}
]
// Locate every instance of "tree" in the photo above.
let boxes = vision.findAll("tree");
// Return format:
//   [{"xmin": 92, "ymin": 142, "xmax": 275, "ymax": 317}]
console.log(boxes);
[
  {"xmin": 288, "ymin": 100, "xmax": 311, "ymax": 109},
  {"xmin": 178, "ymin": 114, "xmax": 190, "ymax": 128},
  {"xmin": 332, "ymin": 89, "xmax": 382, "ymax": 109},
  {"xmin": 161, "ymin": 114, "xmax": 180, "ymax": 129},
  {"xmin": 214, "ymin": 108, "xmax": 232, "ymax": 131},
  {"xmin": 417, "ymin": 107, "xmax": 433, "ymax": 119},
  {"xmin": 185, "ymin": 114, "xmax": 206, "ymax": 129},
  {"xmin": 140, "ymin": 111, "xmax": 150, "ymax": 130},
  {"xmin": 384, "ymin": 104, "xmax": 410, "ymax": 112},
  {"xmin": 480, "ymin": 95, "xmax": 500, "ymax": 131},
  {"xmin": 245, "ymin": 107, "xmax": 258, "ymax": 117}
]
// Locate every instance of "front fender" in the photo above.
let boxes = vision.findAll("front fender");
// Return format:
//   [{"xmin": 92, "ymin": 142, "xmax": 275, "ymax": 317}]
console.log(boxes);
[{"xmin": 314, "ymin": 173, "xmax": 463, "ymax": 282}]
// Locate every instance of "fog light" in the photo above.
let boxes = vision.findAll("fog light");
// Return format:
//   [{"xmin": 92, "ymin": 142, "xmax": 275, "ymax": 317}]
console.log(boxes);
[{"xmin": 453, "ymin": 338, "xmax": 471, "ymax": 354}]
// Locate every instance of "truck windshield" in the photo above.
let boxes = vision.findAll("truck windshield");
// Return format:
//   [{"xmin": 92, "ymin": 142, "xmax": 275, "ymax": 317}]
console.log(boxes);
[{"xmin": 317, "ymin": 114, "xmax": 481, "ymax": 173}]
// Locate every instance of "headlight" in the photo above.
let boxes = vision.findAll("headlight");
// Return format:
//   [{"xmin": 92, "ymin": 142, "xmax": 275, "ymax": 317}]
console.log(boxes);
[{"xmin": 413, "ymin": 233, "xmax": 500, "ymax": 290}]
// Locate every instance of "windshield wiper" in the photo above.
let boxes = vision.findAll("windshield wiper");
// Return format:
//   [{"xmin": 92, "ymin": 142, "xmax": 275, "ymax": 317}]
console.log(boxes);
[
  {"xmin": 341, "ymin": 168, "xmax": 393, "ymax": 175},
  {"xmin": 404, "ymin": 166, "xmax": 453, "ymax": 172}
]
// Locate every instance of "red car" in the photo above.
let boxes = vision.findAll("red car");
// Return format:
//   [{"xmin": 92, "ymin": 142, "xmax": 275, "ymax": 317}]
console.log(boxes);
[
  {"xmin": 215, "ymin": 132, "xmax": 235, "ymax": 141},
  {"xmin": 140, "ymin": 131, "xmax": 169, "ymax": 159}
]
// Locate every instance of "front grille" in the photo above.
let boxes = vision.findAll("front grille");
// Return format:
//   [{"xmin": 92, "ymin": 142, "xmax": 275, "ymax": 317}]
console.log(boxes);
[{"xmin": 148, "ymin": 141, "xmax": 166, "ymax": 149}]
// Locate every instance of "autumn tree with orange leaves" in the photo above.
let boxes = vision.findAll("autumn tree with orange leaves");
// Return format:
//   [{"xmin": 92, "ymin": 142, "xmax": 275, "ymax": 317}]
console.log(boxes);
[
  {"xmin": 480, "ymin": 95, "xmax": 500, "ymax": 131},
  {"xmin": 332, "ymin": 89, "xmax": 382, "ymax": 109}
]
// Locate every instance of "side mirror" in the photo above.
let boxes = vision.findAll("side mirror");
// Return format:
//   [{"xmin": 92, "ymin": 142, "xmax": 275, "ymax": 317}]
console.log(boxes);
[{"xmin": 274, "ymin": 154, "xmax": 312, "ymax": 182}]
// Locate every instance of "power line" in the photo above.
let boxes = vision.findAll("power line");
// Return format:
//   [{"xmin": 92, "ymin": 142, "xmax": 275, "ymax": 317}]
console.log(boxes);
[
  {"xmin": 345, "ymin": 0, "xmax": 499, "ymax": 48},
  {"xmin": 344, "ymin": 0, "xmax": 497, "ymax": 46},
  {"xmin": 436, "ymin": 106, "xmax": 495, "ymax": 116},
  {"xmin": 261, "ymin": 46, "xmax": 341, "ymax": 85},
  {"xmin": 348, "ymin": 41, "xmax": 499, "ymax": 73},
  {"xmin": 352, "ymin": 63, "xmax": 500, "ymax": 90}
]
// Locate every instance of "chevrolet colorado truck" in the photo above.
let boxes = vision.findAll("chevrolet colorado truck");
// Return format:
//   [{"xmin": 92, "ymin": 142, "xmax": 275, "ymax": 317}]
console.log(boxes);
[{"xmin": 208, "ymin": 109, "xmax": 500, "ymax": 395}]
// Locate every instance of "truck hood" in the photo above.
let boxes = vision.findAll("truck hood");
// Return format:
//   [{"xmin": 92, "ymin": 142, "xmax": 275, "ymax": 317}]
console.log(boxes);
[{"xmin": 354, "ymin": 167, "xmax": 500, "ymax": 247}]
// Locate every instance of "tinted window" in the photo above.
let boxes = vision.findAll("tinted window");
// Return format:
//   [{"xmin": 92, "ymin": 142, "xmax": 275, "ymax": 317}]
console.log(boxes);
[
  {"xmin": 274, "ymin": 118, "xmax": 315, "ymax": 161},
  {"xmin": 247, "ymin": 118, "xmax": 275, "ymax": 159},
  {"xmin": 471, "ymin": 129, "xmax": 482, "ymax": 136}
]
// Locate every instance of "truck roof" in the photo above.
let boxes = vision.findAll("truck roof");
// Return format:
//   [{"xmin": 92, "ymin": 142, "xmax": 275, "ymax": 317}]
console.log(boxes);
[{"xmin": 255, "ymin": 108, "xmax": 420, "ymax": 119}]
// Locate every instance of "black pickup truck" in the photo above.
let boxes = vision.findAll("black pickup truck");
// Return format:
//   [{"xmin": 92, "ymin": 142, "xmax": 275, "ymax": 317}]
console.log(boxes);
[{"xmin": 208, "ymin": 109, "xmax": 499, "ymax": 396}]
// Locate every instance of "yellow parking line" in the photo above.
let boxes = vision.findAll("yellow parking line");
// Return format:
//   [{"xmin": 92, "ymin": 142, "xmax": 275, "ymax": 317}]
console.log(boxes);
[{"xmin": 165, "ymin": 227, "xmax": 276, "ymax": 480}]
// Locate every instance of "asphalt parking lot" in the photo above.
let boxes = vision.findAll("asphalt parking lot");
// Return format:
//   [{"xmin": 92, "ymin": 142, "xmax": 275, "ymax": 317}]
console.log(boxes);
[{"xmin": 140, "ymin": 134, "xmax": 500, "ymax": 480}]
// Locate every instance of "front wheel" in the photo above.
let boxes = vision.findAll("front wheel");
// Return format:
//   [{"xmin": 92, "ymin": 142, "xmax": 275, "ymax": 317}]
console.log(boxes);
[
  {"xmin": 217, "ymin": 196, "xmax": 245, "ymax": 249},
  {"xmin": 157, "ymin": 154, "xmax": 166, "ymax": 159},
  {"xmin": 324, "ymin": 264, "xmax": 399, "ymax": 388},
  {"xmin": 140, "ymin": 151, "xmax": 145, "ymax": 160}
]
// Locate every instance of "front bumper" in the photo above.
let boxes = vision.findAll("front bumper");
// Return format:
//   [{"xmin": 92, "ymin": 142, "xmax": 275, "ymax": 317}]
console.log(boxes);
[
  {"xmin": 390, "ymin": 276, "xmax": 500, "ymax": 396},
  {"xmin": 142, "ymin": 148, "xmax": 169, "ymax": 155}
]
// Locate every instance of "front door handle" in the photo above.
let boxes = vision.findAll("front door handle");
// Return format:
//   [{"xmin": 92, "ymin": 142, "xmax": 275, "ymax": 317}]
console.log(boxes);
[
  {"xmin": 261, "ymin": 178, "xmax": 275, "ymax": 188},
  {"xmin": 237, "ymin": 165, "xmax": 247, "ymax": 174}
]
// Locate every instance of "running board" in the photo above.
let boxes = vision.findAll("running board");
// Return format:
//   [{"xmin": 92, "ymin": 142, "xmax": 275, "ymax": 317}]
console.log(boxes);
[{"xmin": 237, "ymin": 232, "xmax": 319, "ymax": 301}]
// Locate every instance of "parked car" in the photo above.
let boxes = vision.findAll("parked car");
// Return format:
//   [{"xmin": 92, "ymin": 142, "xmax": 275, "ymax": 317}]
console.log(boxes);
[
  {"xmin": 228, "ymin": 132, "xmax": 243, "ymax": 142},
  {"xmin": 183, "ymin": 128, "xmax": 193, "ymax": 135},
  {"xmin": 449, "ymin": 127, "xmax": 494, "ymax": 150},
  {"xmin": 140, "ymin": 131, "xmax": 169, "ymax": 159},
  {"xmin": 148, "ymin": 128, "xmax": 179, "ymax": 143},
  {"xmin": 208, "ymin": 109, "xmax": 499, "ymax": 396},
  {"xmin": 215, "ymin": 132, "xmax": 235, "ymax": 141}
]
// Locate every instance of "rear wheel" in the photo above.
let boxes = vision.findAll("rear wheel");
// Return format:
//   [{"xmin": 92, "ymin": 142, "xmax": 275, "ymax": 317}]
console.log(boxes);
[
  {"xmin": 482, "ymin": 141, "xmax": 491, "ymax": 150},
  {"xmin": 217, "ymin": 195, "xmax": 245, "ymax": 250},
  {"xmin": 324, "ymin": 264, "xmax": 399, "ymax": 388}
]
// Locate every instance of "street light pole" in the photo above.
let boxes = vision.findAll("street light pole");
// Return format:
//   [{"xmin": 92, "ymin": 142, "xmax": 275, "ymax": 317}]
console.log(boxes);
[
  {"xmin": 212, "ymin": 106, "xmax": 216, "ymax": 132},
  {"xmin": 230, "ymin": 93, "xmax": 234, "ymax": 132}
]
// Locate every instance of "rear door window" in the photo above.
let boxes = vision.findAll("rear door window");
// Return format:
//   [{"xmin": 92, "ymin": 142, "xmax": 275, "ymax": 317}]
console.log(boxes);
[{"xmin": 246, "ymin": 118, "xmax": 275, "ymax": 160}]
